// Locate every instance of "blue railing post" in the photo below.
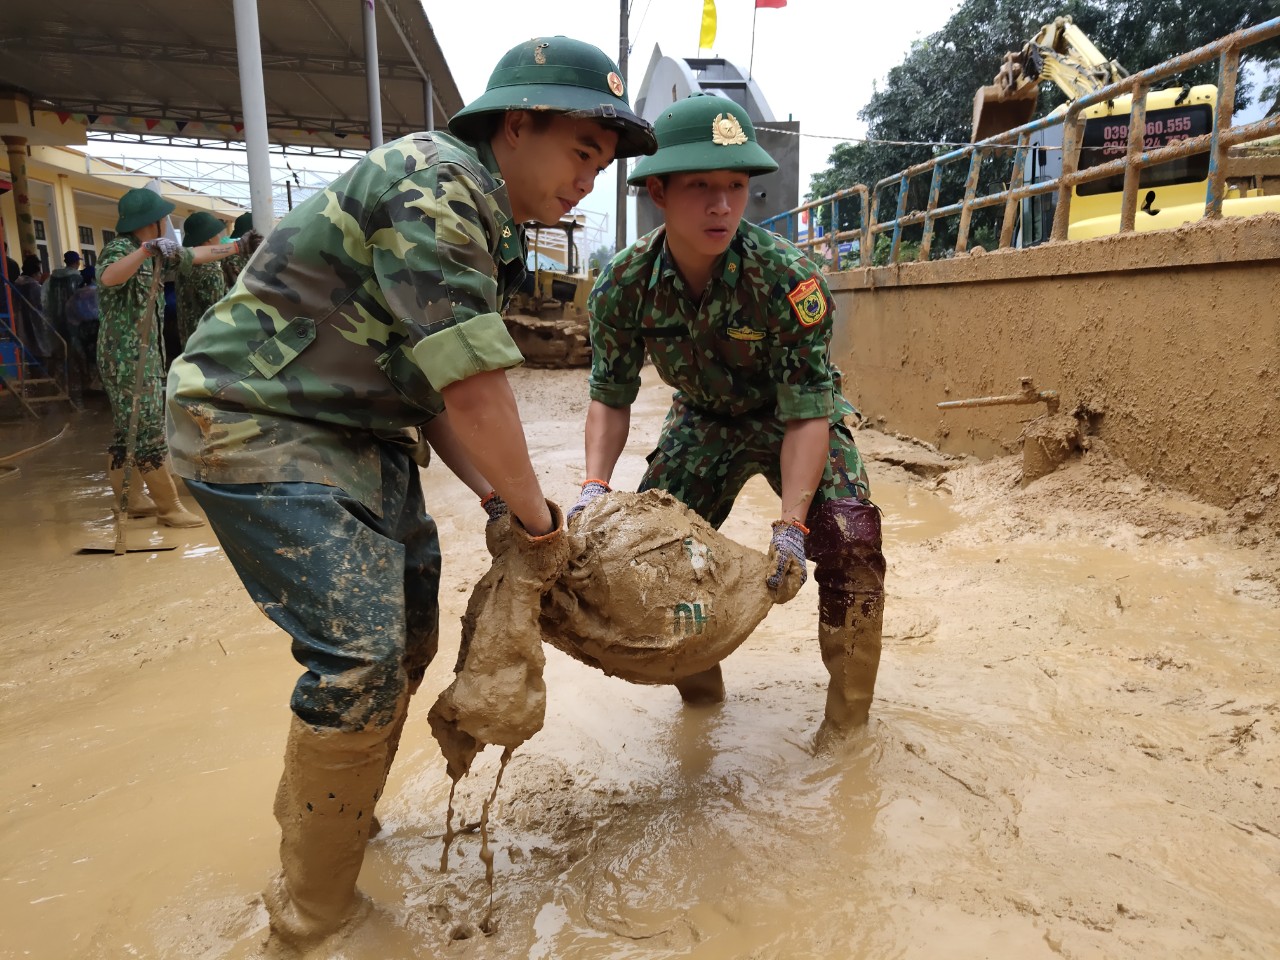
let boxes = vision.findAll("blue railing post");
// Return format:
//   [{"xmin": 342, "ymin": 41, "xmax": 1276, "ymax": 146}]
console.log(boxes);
[{"xmin": 1205, "ymin": 48, "xmax": 1240, "ymax": 219}]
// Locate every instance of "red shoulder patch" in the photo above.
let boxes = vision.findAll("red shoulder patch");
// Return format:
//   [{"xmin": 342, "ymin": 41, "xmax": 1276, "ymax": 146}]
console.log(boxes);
[{"xmin": 786, "ymin": 276, "xmax": 828, "ymax": 327}]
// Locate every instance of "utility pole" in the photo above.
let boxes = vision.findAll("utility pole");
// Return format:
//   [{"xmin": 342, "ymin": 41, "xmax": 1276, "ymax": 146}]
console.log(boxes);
[{"xmin": 615, "ymin": 0, "xmax": 628, "ymax": 252}]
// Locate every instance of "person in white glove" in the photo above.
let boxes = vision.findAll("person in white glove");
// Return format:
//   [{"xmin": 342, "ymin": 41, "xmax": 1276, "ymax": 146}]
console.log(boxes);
[{"xmin": 95, "ymin": 189, "xmax": 255, "ymax": 527}]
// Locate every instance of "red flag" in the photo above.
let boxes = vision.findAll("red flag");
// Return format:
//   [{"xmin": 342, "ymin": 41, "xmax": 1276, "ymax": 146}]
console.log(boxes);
[{"xmin": 756, "ymin": 0, "xmax": 786, "ymax": 7}]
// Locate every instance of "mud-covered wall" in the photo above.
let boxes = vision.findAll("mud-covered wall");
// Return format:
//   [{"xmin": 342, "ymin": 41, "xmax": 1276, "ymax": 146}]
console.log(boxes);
[{"xmin": 828, "ymin": 214, "xmax": 1280, "ymax": 513}]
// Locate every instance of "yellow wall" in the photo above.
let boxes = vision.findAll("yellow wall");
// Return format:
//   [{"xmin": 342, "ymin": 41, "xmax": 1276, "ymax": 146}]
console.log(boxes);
[{"xmin": 828, "ymin": 213, "xmax": 1280, "ymax": 526}]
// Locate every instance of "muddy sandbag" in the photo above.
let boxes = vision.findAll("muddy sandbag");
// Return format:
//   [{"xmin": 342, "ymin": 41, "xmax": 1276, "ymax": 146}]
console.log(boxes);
[
  {"xmin": 539, "ymin": 489, "xmax": 787, "ymax": 684},
  {"xmin": 428, "ymin": 491, "xmax": 795, "ymax": 780},
  {"xmin": 428, "ymin": 503, "xmax": 569, "ymax": 781}
]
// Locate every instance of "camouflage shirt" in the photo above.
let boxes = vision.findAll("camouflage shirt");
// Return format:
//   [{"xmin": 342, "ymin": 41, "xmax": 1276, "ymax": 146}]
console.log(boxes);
[
  {"xmin": 98, "ymin": 234, "xmax": 193, "ymax": 385},
  {"xmin": 175, "ymin": 259, "xmax": 227, "ymax": 348},
  {"xmin": 588, "ymin": 221, "xmax": 854, "ymax": 423},
  {"xmin": 166, "ymin": 133, "xmax": 527, "ymax": 513}
]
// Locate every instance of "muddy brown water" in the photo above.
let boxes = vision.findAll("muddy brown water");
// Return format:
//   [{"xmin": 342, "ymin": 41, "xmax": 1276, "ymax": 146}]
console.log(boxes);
[{"xmin": 2, "ymin": 367, "xmax": 1278, "ymax": 959}]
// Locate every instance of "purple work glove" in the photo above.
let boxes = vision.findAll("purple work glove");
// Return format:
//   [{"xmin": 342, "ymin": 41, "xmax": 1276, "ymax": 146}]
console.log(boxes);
[
  {"xmin": 766, "ymin": 520, "xmax": 808, "ymax": 603},
  {"xmin": 567, "ymin": 479, "xmax": 610, "ymax": 523},
  {"xmin": 482, "ymin": 491, "xmax": 510, "ymax": 558},
  {"xmin": 143, "ymin": 237, "xmax": 180, "ymax": 258}
]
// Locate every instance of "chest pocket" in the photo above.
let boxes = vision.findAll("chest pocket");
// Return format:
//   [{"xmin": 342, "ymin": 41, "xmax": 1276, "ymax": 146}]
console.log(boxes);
[
  {"xmin": 715, "ymin": 309, "xmax": 772, "ymax": 371},
  {"xmin": 248, "ymin": 317, "xmax": 316, "ymax": 378}
]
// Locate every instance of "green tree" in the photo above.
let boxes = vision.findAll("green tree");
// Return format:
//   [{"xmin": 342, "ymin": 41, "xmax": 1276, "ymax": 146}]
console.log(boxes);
[
  {"xmin": 587, "ymin": 243, "xmax": 616, "ymax": 273},
  {"xmin": 809, "ymin": 0, "xmax": 1280, "ymax": 258}
]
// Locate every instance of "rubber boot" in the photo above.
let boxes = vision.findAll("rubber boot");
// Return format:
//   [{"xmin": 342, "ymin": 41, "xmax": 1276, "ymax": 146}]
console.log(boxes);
[
  {"xmin": 263, "ymin": 717, "xmax": 390, "ymax": 949},
  {"xmin": 106, "ymin": 458, "xmax": 159, "ymax": 518},
  {"xmin": 808, "ymin": 499, "xmax": 886, "ymax": 746},
  {"xmin": 674, "ymin": 663, "xmax": 726, "ymax": 705},
  {"xmin": 138, "ymin": 462, "xmax": 206, "ymax": 528},
  {"xmin": 367, "ymin": 621, "xmax": 436, "ymax": 838}
]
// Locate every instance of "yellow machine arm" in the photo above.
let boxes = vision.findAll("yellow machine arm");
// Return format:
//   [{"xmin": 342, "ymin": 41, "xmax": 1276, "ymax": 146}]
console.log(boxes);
[{"xmin": 973, "ymin": 16, "xmax": 1128, "ymax": 140}]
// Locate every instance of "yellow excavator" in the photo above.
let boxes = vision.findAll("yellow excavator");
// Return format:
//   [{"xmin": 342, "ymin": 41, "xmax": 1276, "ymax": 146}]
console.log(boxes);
[
  {"xmin": 972, "ymin": 16, "xmax": 1280, "ymax": 243},
  {"xmin": 502, "ymin": 217, "xmax": 594, "ymax": 367}
]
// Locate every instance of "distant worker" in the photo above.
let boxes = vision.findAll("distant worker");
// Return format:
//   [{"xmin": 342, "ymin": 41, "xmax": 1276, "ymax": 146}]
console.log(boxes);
[
  {"xmin": 166, "ymin": 36, "xmax": 654, "ymax": 951},
  {"xmin": 64, "ymin": 265, "xmax": 102, "ymax": 402},
  {"xmin": 175, "ymin": 211, "xmax": 228, "ymax": 348},
  {"xmin": 571, "ymin": 94, "xmax": 886, "ymax": 746},
  {"xmin": 98, "ymin": 188, "xmax": 259, "ymax": 526},
  {"xmin": 12, "ymin": 255, "xmax": 52, "ymax": 362},
  {"xmin": 221, "ymin": 211, "xmax": 254, "ymax": 288},
  {"xmin": 43, "ymin": 250, "xmax": 82, "ymax": 338}
]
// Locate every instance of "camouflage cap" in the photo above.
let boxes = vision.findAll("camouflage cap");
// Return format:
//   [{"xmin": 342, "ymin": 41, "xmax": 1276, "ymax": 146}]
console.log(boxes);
[
  {"xmin": 229, "ymin": 211, "xmax": 254, "ymax": 239},
  {"xmin": 115, "ymin": 187, "xmax": 177, "ymax": 233},
  {"xmin": 449, "ymin": 36, "xmax": 656, "ymax": 159},
  {"xmin": 628, "ymin": 94, "xmax": 778, "ymax": 184},
  {"xmin": 181, "ymin": 210, "xmax": 225, "ymax": 247}
]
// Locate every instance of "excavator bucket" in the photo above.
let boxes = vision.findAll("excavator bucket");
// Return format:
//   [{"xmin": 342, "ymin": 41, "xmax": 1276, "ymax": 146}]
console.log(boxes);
[{"xmin": 972, "ymin": 83, "xmax": 1040, "ymax": 142}]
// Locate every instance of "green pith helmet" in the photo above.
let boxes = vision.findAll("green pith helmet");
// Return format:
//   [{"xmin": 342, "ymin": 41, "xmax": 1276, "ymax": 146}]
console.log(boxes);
[
  {"xmin": 628, "ymin": 93, "xmax": 778, "ymax": 184},
  {"xmin": 230, "ymin": 211, "xmax": 254, "ymax": 239},
  {"xmin": 181, "ymin": 211, "xmax": 224, "ymax": 247},
  {"xmin": 115, "ymin": 187, "xmax": 177, "ymax": 234},
  {"xmin": 449, "ymin": 36, "xmax": 656, "ymax": 159}
]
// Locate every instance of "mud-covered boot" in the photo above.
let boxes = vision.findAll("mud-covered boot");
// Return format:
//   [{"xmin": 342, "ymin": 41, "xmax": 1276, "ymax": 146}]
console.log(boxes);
[
  {"xmin": 674, "ymin": 663, "xmax": 726, "ymax": 705},
  {"xmin": 106, "ymin": 458, "xmax": 158, "ymax": 518},
  {"xmin": 808, "ymin": 499, "xmax": 886, "ymax": 746},
  {"xmin": 263, "ymin": 717, "xmax": 390, "ymax": 949},
  {"xmin": 139, "ymin": 462, "xmax": 206, "ymax": 528}
]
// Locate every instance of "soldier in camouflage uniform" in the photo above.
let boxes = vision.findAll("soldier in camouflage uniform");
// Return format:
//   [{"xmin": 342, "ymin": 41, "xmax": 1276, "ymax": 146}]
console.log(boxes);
[
  {"xmin": 175, "ymin": 210, "xmax": 228, "ymax": 348},
  {"xmin": 221, "ymin": 210, "xmax": 253, "ymax": 288},
  {"xmin": 98, "ymin": 188, "xmax": 257, "ymax": 526},
  {"xmin": 571, "ymin": 94, "xmax": 886, "ymax": 746},
  {"xmin": 166, "ymin": 36, "xmax": 654, "ymax": 949}
]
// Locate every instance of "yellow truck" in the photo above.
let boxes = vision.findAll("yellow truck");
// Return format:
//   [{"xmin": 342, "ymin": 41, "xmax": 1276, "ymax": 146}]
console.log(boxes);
[{"xmin": 973, "ymin": 17, "xmax": 1280, "ymax": 245}]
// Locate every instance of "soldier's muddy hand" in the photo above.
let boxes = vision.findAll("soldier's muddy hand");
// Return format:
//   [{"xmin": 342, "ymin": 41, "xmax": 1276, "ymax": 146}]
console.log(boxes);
[
  {"xmin": 143, "ymin": 237, "xmax": 180, "ymax": 258},
  {"xmin": 235, "ymin": 230, "xmax": 264, "ymax": 257},
  {"xmin": 482, "ymin": 490, "xmax": 511, "ymax": 558},
  {"xmin": 567, "ymin": 479, "xmax": 611, "ymax": 523},
  {"xmin": 766, "ymin": 519, "xmax": 808, "ymax": 604},
  {"xmin": 511, "ymin": 499, "xmax": 570, "ymax": 588}
]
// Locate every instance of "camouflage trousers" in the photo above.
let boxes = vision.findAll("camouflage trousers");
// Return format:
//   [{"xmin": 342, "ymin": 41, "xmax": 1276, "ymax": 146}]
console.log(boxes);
[
  {"xmin": 102, "ymin": 370, "xmax": 168, "ymax": 471},
  {"xmin": 638, "ymin": 393, "xmax": 872, "ymax": 529},
  {"xmin": 186, "ymin": 443, "xmax": 441, "ymax": 732}
]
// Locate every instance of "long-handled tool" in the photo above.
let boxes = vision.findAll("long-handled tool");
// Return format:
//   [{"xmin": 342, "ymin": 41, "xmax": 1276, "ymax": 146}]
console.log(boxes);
[{"xmin": 78, "ymin": 258, "xmax": 178, "ymax": 554}]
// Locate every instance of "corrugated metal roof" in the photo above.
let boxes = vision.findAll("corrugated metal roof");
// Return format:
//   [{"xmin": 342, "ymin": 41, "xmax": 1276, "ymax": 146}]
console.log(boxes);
[{"xmin": 0, "ymin": 0, "xmax": 462, "ymax": 151}]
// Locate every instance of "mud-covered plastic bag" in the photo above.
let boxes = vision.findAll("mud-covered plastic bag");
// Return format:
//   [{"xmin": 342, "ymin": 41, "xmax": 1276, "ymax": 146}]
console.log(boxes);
[{"xmin": 539, "ymin": 489, "xmax": 785, "ymax": 684}]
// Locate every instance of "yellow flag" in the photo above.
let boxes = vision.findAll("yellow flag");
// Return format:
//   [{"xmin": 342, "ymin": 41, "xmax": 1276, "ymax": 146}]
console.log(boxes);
[{"xmin": 699, "ymin": 0, "xmax": 717, "ymax": 50}]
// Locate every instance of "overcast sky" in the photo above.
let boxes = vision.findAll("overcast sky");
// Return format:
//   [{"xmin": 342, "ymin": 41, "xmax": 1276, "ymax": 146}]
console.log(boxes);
[
  {"xmin": 425, "ymin": 0, "xmax": 963, "ymax": 242},
  {"xmin": 84, "ymin": 2, "xmax": 966, "ymax": 241}
]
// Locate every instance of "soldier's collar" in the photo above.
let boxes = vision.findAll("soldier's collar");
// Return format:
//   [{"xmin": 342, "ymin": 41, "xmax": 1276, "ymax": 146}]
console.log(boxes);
[
  {"xmin": 721, "ymin": 234, "xmax": 743, "ymax": 289},
  {"xmin": 474, "ymin": 140, "xmax": 523, "ymax": 264},
  {"xmin": 652, "ymin": 229, "xmax": 743, "ymax": 292},
  {"xmin": 475, "ymin": 139, "xmax": 503, "ymax": 184}
]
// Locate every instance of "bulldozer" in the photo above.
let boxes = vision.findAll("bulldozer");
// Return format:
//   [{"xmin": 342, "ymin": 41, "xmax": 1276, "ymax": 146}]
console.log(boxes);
[
  {"xmin": 502, "ymin": 216, "xmax": 595, "ymax": 368},
  {"xmin": 972, "ymin": 17, "xmax": 1280, "ymax": 244}
]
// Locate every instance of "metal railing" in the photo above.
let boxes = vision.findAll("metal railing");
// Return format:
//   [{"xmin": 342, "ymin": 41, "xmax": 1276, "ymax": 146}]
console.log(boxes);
[{"xmin": 764, "ymin": 15, "xmax": 1280, "ymax": 266}]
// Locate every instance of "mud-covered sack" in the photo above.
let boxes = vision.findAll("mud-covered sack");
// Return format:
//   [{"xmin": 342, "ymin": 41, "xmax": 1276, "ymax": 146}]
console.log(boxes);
[
  {"xmin": 539, "ymin": 489, "xmax": 781, "ymax": 684},
  {"xmin": 429, "ymin": 501, "xmax": 569, "ymax": 781}
]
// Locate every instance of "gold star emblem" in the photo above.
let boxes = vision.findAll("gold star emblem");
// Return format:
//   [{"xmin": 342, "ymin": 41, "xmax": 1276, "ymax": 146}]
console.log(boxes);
[
  {"xmin": 607, "ymin": 72, "xmax": 624, "ymax": 97},
  {"xmin": 712, "ymin": 113, "xmax": 747, "ymax": 146},
  {"xmin": 728, "ymin": 263, "xmax": 737, "ymax": 272},
  {"xmin": 502, "ymin": 226, "xmax": 512, "ymax": 238}
]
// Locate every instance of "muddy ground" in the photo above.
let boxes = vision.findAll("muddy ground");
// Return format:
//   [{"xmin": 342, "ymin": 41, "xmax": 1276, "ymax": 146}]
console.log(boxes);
[{"xmin": 1, "ymin": 366, "xmax": 1278, "ymax": 959}]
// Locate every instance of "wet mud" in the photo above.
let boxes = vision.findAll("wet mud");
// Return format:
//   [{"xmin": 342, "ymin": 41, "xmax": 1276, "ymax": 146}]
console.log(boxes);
[{"xmin": 1, "ymin": 367, "xmax": 1278, "ymax": 959}]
